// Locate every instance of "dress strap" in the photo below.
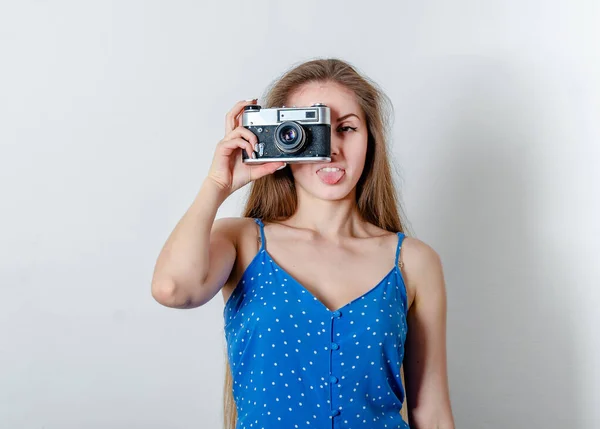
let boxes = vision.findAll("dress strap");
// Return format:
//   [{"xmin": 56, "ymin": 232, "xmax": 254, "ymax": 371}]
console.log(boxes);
[
  {"xmin": 254, "ymin": 218, "xmax": 266, "ymax": 250},
  {"xmin": 394, "ymin": 232, "xmax": 406, "ymax": 269}
]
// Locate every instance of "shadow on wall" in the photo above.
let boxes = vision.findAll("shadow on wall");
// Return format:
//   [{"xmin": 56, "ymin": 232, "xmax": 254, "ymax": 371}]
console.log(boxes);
[{"xmin": 415, "ymin": 55, "xmax": 582, "ymax": 428}]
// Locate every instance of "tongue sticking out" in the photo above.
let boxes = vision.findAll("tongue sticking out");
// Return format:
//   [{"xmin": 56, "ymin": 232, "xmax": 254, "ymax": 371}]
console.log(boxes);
[{"xmin": 316, "ymin": 169, "xmax": 345, "ymax": 185}]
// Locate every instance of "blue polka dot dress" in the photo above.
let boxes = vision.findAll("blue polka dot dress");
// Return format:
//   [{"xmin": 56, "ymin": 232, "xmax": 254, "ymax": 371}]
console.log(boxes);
[{"xmin": 223, "ymin": 219, "xmax": 410, "ymax": 428}]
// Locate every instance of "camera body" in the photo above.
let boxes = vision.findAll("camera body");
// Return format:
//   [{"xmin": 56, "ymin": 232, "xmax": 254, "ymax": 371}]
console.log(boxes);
[{"xmin": 241, "ymin": 103, "xmax": 331, "ymax": 164}]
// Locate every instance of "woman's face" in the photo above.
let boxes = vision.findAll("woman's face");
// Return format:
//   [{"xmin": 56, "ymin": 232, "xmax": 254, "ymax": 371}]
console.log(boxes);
[{"xmin": 286, "ymin": 81, "xmax": 368, "ymax": 201}]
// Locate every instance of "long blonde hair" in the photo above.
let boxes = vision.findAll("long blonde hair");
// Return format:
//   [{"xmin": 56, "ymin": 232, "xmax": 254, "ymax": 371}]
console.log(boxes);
[{"xmin": 223, "ymin": 58, "xmax": 411, "ymax": 428}]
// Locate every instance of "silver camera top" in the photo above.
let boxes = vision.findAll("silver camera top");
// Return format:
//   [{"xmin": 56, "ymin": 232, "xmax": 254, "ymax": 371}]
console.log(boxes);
[{"xmin": 242, "ymin": 103, "xmax": 331, "ymax": 127}]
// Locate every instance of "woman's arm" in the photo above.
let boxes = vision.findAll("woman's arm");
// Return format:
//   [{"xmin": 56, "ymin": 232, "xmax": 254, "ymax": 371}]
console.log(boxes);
[
  {"xmin": 151, "ymin": 180, "xmax": 237, "ymax": 309},
  {"xmin": 403, "ymin": 238, "xmax": 455, "ymax": 429},
  {"xmin": 150, "ymin": 99, "xmax": 285, "ymax": 309}
]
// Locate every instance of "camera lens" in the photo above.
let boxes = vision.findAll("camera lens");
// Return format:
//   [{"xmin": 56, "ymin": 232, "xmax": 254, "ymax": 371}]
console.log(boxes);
[
  {"xmin": 281, "ymin": 126, "xmax": 297, "ymax": 142},
  {"xmin": 275, "ymin": 122, "xmax": 306, "ymax": 153}
]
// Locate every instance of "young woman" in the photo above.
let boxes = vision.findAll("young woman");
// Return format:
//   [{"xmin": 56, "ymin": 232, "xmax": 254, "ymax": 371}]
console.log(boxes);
[{"xmin": 151, "ymin": 58, "xmax": 455, "ymax": 429}]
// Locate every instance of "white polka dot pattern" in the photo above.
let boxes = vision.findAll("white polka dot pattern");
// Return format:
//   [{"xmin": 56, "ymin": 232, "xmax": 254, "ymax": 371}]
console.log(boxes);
[{"xmin": 223, "ymin": 219, "xmax": 410, "ymax": 429}]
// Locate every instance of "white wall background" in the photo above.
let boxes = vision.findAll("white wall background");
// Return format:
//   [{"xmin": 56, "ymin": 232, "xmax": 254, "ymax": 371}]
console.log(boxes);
[{"xmin": 1, "ymin": 1, "xmax": 599, "ymax": 428}]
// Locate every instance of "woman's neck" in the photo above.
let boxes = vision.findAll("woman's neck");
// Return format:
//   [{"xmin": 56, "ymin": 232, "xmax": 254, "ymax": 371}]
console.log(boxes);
[{"xmin": 284, "ymin": 190, "xmax": 367, "ymax": 239}]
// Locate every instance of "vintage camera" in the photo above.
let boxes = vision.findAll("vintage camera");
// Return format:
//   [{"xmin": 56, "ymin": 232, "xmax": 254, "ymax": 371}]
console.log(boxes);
[{"xmin": 241, "ymin": 103, "xmax": 331, "ymax": 164}]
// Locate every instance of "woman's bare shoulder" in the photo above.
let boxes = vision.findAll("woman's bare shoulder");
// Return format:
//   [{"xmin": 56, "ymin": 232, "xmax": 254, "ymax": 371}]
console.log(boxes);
[
  {"xmin": 400, "ymin": 236, "xmax": 445, "ymax": 309},
  {"xmin": 212, "ymin": 216, "xmax": 257, "ymax": 242},
  {"xmin": 217, "ymin": 217, "xmax": 262, "ymax": 301},
  {"xmin": 401, "ymin": 236, "xmax": 442, "ymax": 271}
]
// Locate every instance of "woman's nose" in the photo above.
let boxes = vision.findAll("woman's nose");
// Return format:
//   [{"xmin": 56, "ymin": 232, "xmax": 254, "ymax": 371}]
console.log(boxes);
[{"xmin": 330, "ymin": 133, "xmax": 341, "ymax": 156}]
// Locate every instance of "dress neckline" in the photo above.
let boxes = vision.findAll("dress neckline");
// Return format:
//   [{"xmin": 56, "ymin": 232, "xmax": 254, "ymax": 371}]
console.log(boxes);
[
  {"xmin": 224, "ymin": 245, "xmax": 403, "ymax": 315},
  {"xmin": 262, "ymin": 247, "xmax": 400, "ymax": 313}
]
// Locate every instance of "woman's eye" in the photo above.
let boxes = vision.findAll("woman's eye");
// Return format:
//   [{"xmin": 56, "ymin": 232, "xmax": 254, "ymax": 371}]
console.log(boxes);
[{"xmin": 338, "ymin": 126, "xmax": 358, "ymax": 133}]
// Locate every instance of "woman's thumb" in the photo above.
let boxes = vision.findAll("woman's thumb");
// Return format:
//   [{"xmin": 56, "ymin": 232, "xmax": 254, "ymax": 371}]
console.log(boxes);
[{"xmin": 254, "ymin": 162, "xmax": 287, "ymax": 179}]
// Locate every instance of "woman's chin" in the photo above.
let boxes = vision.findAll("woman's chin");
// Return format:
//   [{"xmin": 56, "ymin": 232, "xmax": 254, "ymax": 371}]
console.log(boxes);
[{"xmin": 304, "ymin": 182, "xmax": 355, "ymax": 201}]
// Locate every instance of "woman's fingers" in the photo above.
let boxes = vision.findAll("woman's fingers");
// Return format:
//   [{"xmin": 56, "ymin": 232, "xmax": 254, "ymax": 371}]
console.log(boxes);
[
  {"xmin": 225, "ymin": 99, "xmax": 257, "ymax": 135},
  {"xmin": 249, "ymin": 162, "xmax": 287, "ymax": 181},
  {"xmin": 217, "ymin": 137, "xmax": 256, "ymax": 159},
  {"xmin": 223, "ymin": 126, "xmax": 258, "ymax": 151}
]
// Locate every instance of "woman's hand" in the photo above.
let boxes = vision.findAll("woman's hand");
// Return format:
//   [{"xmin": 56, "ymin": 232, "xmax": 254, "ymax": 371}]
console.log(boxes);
[{"xmin": 206, "ymin": 99, "xmax": 286, "ymax": 195}]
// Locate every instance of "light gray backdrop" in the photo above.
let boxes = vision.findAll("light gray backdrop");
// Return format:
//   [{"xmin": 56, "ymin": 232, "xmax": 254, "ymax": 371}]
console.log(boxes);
[{"xmin": 1, "ymin": 1, "xmax": 599, "ymax": 428}]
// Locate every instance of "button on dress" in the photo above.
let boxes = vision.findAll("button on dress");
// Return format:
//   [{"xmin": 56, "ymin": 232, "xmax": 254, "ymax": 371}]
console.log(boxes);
[{"xmin": 223, "ymin": 219, "xmax": 410, "ymax": 428}]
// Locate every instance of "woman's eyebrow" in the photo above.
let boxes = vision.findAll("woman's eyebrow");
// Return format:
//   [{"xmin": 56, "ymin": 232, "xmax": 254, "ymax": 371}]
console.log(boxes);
[{"xmin": 336, "ymin": 113, "xmax": 360, "ymax": 122}]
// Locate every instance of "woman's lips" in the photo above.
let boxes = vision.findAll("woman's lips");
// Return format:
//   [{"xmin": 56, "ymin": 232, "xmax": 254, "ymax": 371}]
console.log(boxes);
[{"xmin": 316, "ymin": 167, "xmax": 345, "ymax": 185}]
